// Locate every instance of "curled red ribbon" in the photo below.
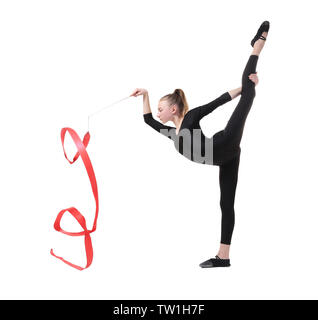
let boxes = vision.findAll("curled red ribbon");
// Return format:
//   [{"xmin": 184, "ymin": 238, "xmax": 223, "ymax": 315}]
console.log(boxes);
[{"xmin": 50, "ymin": 128, "xmax": 99, "ymax": 270}]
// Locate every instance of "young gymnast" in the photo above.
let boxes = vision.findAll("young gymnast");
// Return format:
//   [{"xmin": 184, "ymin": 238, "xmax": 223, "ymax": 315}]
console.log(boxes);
[{"xmin": 131, "ymin": 21, "xmax": 270, "ymax": 267}]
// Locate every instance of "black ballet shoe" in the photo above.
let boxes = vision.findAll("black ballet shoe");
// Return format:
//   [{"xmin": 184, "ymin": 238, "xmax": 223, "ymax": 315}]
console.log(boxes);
[
  {"xmin": 199, "ymin": 255, "xmax": 231, "ymax": 268},
  {"xmin": 251, "ymin": 20, "xmax": 270, "ymax": 48}
]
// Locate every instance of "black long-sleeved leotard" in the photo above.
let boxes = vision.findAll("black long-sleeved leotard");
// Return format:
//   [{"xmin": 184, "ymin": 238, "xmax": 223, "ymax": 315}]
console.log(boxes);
[
  {"xmin": 143, "ymin": 54, "xmax": 259, "ymax": 246},
  {"xmin": 143, "ymin": 91, "xmax": 241, "ymax": 166}
]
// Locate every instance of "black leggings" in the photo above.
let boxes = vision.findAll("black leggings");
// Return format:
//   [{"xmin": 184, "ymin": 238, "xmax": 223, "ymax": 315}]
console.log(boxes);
[{"xmin": 218, "ymin": 54, "xmax": 259, "ymax": 245}]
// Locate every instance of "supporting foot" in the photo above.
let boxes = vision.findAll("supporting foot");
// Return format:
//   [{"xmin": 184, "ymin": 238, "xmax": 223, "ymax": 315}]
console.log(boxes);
[{"xmin": 199, "ymin": 256, "xmax": 231, "ymax": 268}]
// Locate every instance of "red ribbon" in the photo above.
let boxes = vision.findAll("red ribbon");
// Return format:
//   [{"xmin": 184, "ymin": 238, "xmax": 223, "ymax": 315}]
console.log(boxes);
[{"xmin": 50, "ymin": 128, "xmax": 99, "ymax": 270}]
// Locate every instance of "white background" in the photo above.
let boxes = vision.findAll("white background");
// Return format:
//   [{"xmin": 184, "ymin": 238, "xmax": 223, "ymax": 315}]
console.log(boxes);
[{"xmin": 0, "ymin": 0, "xmax": 317, "ymax": 299}]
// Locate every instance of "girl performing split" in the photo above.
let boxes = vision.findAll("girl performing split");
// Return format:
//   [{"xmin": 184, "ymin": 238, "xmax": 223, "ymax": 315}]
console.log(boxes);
[{"xmin": 130, "ymin": 21, "xmax": 270, "ymax": 268}]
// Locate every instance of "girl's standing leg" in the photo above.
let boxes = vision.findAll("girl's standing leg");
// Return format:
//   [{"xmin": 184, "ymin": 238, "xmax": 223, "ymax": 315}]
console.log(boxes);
[{"xmin": 218, "ymin": 152, "xmax": 241, "ymax": 252}]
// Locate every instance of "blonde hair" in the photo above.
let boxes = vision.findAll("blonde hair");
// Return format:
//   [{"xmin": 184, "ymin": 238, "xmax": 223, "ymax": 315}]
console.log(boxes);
[{"xmin": 160, "ymin": 89, "xmax": 189, "ymax": 117}]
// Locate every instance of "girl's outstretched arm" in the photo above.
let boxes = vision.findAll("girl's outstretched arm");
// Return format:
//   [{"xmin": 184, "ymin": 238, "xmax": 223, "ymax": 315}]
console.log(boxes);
[
  {"xmin": 189, "ymin": 91, "xmax": 232, "ymax": 121},
  {"xmin": 142, "ymin": 91, "xmax": 152, "ymax": 114},
  {"xmin": 142, "ymin": 92, "xmax": 176, "ymax": 140},
  {"xmin": 130, "ymin": 89, "xmax": 175, "ymax": 140},
  {"xmin": 130, "ymin": 88, "xmax": 152, "ymax": 114}
]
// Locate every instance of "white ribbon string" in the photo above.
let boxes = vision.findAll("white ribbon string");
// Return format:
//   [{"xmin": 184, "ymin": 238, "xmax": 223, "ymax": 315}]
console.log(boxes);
[{"xmin": 87, "ymin": 95, "xmax": 132, "ymax": 132}]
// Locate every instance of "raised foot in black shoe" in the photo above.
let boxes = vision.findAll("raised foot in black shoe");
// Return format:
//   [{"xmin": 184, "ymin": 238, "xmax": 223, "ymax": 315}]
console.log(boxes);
[
  {"xmin": 199, "ymin": 255, "xmax": 230, "ymax": 268},
  {"xmin": 251, "ymin": 21, "xmax": 270, "ymax": 48}
]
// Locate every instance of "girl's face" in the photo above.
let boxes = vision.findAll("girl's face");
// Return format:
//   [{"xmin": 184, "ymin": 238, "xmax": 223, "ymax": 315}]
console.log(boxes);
[{"xmin": 157, "ymin": 100, "xmax": 175, "ymax": 124}]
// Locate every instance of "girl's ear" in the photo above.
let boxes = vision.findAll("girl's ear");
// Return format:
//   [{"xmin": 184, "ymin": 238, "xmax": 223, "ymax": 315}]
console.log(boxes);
[{"xmin": 170, "ymin": 104, "xmax": 177, "ymax": 114}]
